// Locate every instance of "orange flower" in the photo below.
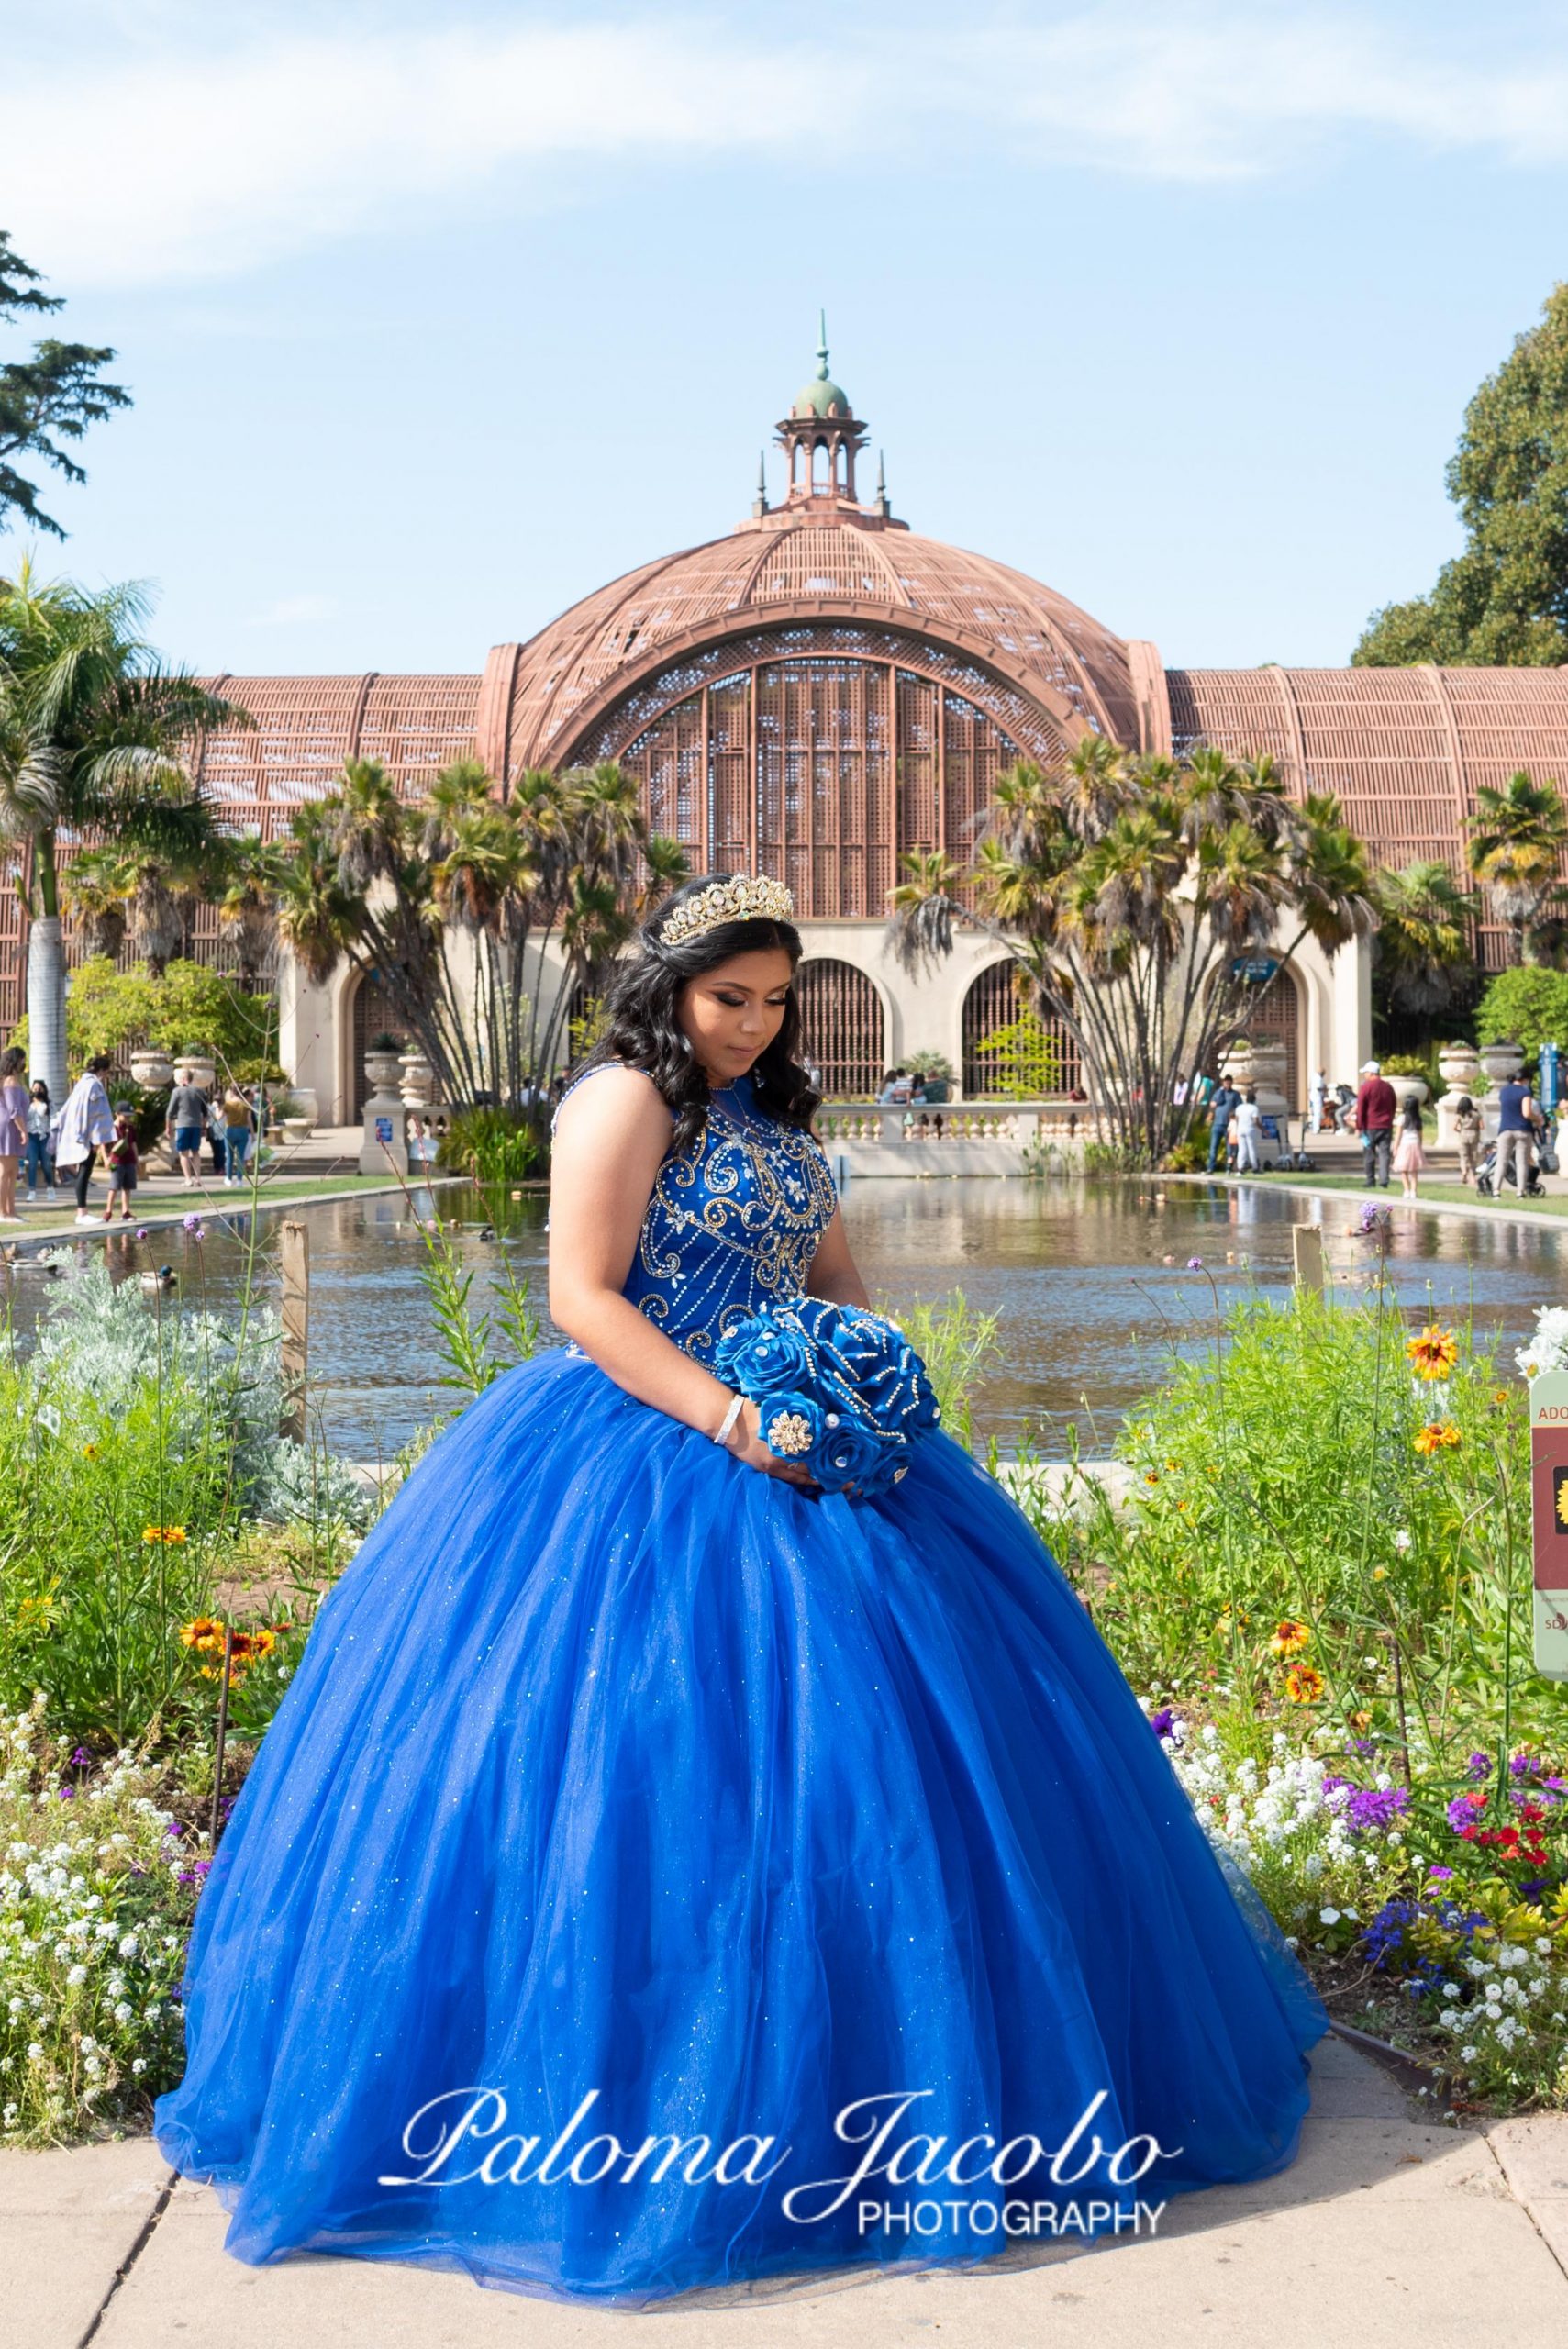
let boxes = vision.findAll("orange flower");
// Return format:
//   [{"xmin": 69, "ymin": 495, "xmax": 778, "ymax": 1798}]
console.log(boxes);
[
  {"xmin": 177, "ymin": 1616, "xmax": 226, "ymax": 1653},
  {"xmin": 1414, "ymin": 1422, "xmax": 1462, "ymax": 1457},
  {"xmin": 143, "ymin": 1525, "xmax": 188, "ymax": 1545},
  {"xmin": 1269, "ymin": 1620, "xmax": 1312, "ymax": 1657},
  {"xmin": 1284, "ymin": 1664, "xmax": 1326, "ymax": 1704},
  {"xmin": 1406, "ymin": 1323, "xmax": 1458, "ymax": 1381}
]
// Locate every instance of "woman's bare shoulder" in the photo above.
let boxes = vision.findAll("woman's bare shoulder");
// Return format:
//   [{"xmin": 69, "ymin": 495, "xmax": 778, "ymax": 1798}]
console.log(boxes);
[{"xmin": 551, "ymin": 1062, "xmax": 676, "ymax": 1138}]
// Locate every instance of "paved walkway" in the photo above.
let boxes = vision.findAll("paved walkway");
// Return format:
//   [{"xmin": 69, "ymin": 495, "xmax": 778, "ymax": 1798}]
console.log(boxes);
[{"xmin": 6, "ymin": 2039, "xmax": 1565, "ymax": 2346}]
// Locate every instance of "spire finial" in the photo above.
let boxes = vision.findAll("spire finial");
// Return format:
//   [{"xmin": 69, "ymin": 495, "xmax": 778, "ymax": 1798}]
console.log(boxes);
[
  {"xmin": 816, "ymin": 309, "xmax": 829, "ymax": 382},
  {"xmin": 752, "ymin": 450, "xmax": 768, "ymax": 518}
]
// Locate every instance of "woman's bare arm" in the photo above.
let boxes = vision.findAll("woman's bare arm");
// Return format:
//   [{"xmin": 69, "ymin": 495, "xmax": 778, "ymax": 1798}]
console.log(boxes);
[
  {"xmin": 804, "ymin": 1199, "xmax": 871, "ymax": 1308},
  {"xmin": 547, "ymin": 1068, "xmax": 817, "ymax": 1483}
]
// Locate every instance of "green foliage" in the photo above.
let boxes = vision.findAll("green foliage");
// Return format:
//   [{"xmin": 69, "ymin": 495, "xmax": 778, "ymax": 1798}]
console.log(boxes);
[
  {"xmin": 884, "ymin": 1289, "xmax": 999, "ymax": 1455},
  {"xmin": 566, "ymin": 994, "xmax": 606, "ymax": 1063},
  {"xmin": 0, "ymin": 1697, "xmax": 202, "ymax": 2146},
  {"xmin": 1355, "ymin": 282, "xmax": 1568, "ymax": 666},
  {"xmin": 6, "ymin": 957, "xmax": 277, "ymax": 1074},
  {"xmin": 0, "ymin": 229, "xmax": 130, "ymax": 539},
  {"xmin": 413, "ymin": 1219, "xmax": 541, "ymax": 1397},
  {"xmin": 0, "ymin": 1258, "xmax": 367, "ymax": 1750},
  {"xmin": 1370, "ymin": 861, "xmax": 1478, "ymax": 1022},
  {"xmin": 1023, "ymin": 1285, "xmax": 1559, "ymax": 1767},
  {"xmin": 435, "ymin": 1105, "xmax": 543, "ymax": 1185},
  {"xmin": 1162, "ymin": 1134, "xmax": 1210, "ymax": 1173},
  {"xmin": 968, "ymin": 1006, "xmax": 1060, "ymax": 1098},
  {"xmin": 1477, "ymin": 965, "xmax": 1568, "ymax": 1054},
  {"xmin": 1083, "ymin": 1138, "xmax": 1145, "ymax": 1174}
]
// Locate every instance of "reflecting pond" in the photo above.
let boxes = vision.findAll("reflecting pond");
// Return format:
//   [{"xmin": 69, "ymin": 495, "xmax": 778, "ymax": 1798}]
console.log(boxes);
[{"xmin": 6, "ymin": 1176, "xmax": 1559, "ymax": 1459}]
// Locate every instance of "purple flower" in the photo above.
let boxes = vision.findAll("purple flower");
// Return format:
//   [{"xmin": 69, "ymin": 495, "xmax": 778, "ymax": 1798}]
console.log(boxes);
[
  {"xmin": 134, "ymin": 1226, "xmax": 150, "ymax": 1240},
  {"xmin": 1466, "ymin": 1751, "xmax": 1492, "ymax": 1780},
  {"xmin": 1350, "ymin": 1736, "xmax": 1374, "ymax": 1754},
  {"xmin": 1185, "ymin": 1256, "xmax": 1204, "ymax": 1270},
  {"xmin": 1510, "ymin": 1751, "xmax": 1542, "ymax": 1779},
  {"xmin": 182, "ymin": 1213, "xmax": 206, "ymax": 1237},
  {"xmin": 1148, "ymin": 1707, "xmax": 1176, "ymax": 1740},
  {"xmin": 1427, "ymin": 1865, "xmax": 1454, "ymax": 1880},
  {"xmin": 70, "ymin": 1745, "xmax": 91, "ymax": 1767},
  {"xmin": 1346, "ymin": 1786, "xmax": 1409, "ymax": 1834},
  {"xmin": 56, "ymin": 1784, "xmax": 75, "ymax": 1799},
  {"xmin": 1448, "ymin": 1792, "xmax": 1486, "ymax": 1831},
  {"xmin": 164, "ymin": 1820, "xmax": 184, "ymax": 1839}
]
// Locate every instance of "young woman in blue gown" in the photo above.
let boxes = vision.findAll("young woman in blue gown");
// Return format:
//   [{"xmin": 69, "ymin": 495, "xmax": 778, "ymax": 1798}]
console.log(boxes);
[{"xmin": 153, "ymin": 870, "xmax": 1328, "ymax": 2306}]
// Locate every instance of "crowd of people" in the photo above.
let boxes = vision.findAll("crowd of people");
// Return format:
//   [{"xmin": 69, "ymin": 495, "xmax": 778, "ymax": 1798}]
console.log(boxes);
[{"xmin": 0, "ymin": 1055, "xmax": 280, "ymax": 1226}]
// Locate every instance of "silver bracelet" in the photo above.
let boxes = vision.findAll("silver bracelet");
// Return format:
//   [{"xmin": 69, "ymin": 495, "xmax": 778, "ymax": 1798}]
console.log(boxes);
[{"xmin": 712, "ymin": 1390, "xmax": 746, "ymax": 1447}]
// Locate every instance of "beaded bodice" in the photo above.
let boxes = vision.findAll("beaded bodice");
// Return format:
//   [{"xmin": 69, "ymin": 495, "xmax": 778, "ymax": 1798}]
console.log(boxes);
[{"xmin": 550, "ymin": 1063, "xmax": 838, "ymax": 1366}]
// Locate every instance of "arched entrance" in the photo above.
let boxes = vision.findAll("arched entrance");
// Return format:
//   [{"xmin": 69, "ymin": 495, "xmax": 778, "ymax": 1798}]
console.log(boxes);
[
  {"xmin": 962, "ymin": 960, "xmax": 1081, "ymax": 1097},
  {"xmin": 1237, "ymin": 963, "xmax": 1303, "ymax": 1111},
  {"xmin": 795, "ymin": 959, "xmax": 885, "ymax": 1098},
  {"xmin": 350, "ymin": 970, "xmax": 406, "ymax": 1119}
]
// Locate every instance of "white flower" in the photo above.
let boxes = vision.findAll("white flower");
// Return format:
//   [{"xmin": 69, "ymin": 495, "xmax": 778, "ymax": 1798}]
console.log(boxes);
[
  {"xmin": 1394, "ymin": 1529, "xmax": 1412, "ymax": 1553},
  {"xmin": 1319, "ymin": 1907, "xmax": 1341, "ymax": 1926},
  {"xmin": 65, "ymin": 1965, "xmax": 86, "ymax": 1987},
  {"xmin": 131, "ymin": 2059, "xmax": 146, "ymax": 2076}
]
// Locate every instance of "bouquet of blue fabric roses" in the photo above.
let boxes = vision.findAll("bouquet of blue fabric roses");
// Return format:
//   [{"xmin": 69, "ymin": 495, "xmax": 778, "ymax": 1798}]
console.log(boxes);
[{"xmin": 713, "ymin": 1295, "xmax": 941, "ymax": 1498}]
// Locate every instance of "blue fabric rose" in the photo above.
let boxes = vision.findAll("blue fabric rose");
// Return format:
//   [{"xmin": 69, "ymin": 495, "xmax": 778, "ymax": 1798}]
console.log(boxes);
[
  {"xmin": 715, "ymin": 1313, "xmax": 816, "ymax": 1398},
  {"xmin": 714, "ymin": 1296, "xmax": 940, "ymax": 1498},
  {"xmin": 756, "ymin": 1391, "xmax": 828, "ymax": 1464}
]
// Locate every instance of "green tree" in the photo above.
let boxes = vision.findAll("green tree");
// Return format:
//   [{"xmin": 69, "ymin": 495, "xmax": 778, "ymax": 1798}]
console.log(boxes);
[
  {"xmin": 0, "ymin": 563, "xmax": 245, "ymax": 1105},
  {"xmin": 1475, "ymin": 965, "xmax": 1568, "ymax": 1057},
  {"xmin": 888, "ymin": 744, "xmax": 1375, "ymax": 1164},
  {"xmin": 277, "ymin": 755, "xmax": 687, "ymax": 1116},
  {"xmin": 0, "ymin": 230, "xmax": 129, "ymax": 538},
  {"xmin": 1371, "ymin": 861, "xmax": 1477, "ymax": 1020},
  {"xmin": 1354, "ymin": 283, "xmax": 1568, "ymax": 666},
  {"xmin": 1462, "ymin": 770, "xmax": 1568, "ymax": 964}
]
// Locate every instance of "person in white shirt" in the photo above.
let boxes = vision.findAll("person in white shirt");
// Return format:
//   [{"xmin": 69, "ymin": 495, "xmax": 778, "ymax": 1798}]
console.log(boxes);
[{"xmin": 1234, "ymin": 1089, "xmax": 1263, "ymax": 1172}]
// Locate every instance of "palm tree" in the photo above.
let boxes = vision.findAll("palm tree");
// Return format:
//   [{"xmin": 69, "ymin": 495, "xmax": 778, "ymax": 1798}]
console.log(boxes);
[
  {"xmin": 0, "ymin": 562, "xmax": 246, "ymax": 1103},
  {"xmin": 1372, "ymin": 862, "xmax": 1478, "ymax": 1018},
  {"xmin": 215, "ymin": 837, "xmax": 290, "ymax": 990},
  {"xmin": 1464, "ymin": 770, "xmax": 1568, "ymax": 964}
]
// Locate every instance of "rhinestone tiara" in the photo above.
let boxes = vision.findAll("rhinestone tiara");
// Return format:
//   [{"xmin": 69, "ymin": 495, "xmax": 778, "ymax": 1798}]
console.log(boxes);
[{"xmin": 652, "ymin": 874, "xmax": 795, "ymax": 950}]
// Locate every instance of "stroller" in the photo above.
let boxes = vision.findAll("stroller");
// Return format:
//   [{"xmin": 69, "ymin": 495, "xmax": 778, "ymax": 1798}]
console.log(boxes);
[{"xmin": 1477, "ymin": 1129, "xmax": 1552, "ymax": 1198}]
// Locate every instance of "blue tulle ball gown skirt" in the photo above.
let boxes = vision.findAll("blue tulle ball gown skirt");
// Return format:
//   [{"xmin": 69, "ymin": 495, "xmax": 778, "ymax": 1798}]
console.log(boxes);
[{"xmin": 153, "ymin": 1345, "xmax": 1328, "ymax": 2305}]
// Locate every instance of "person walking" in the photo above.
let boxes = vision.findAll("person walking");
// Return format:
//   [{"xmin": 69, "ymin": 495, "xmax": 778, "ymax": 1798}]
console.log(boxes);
[
  {"xmin": 1308, "ymin": 1067, "xmax": 1329, "ymax": 1133},
  {"xmin": 1207, "ymin": 1075, "xmax": 1240, "ymax": 1171},
  {"xmin": 1353, "ymin": 1060, "xmax": 1396, "ymax": 1189},
  {"xmin": 1393, "ymin": 1095, "xmax": 1426, "ymax": 1198},
  {"xmin": 206, "ymin": 1093, "xmax": 228, "ymax": 1182},
  {"xmin": 165, "ymin": 1070, "xmax": 211, "ymax": 1188},
  {"xmin": 0, "ymin": 1047, "xmax": 28, "ymax": 1223},
  {"xmin": 102, "ymin": 1103, "xmax": 139, "ymax": 1223},
  {"xmin": 1451, "ymin": 1094, "xmax": 1483, "ymax": 1186},
  {"xmin": 1234, "ymin": 1087, "xmax": 1263, "ymax": 1172},
  {"xmin": 1495, "ymin": 1069, "xmax": 1538, "ymax": 1197},
  {"xmin": 21, "ymin": 1079, "xmax": 56, "ymax": 1204},
  {"xmin": 55, "ymin": 1054, "xmax": 117, "ymax": 1223},
  {"xmin": 222, "ymin": 1081, "xmax": 253, "ymax": 1184}
]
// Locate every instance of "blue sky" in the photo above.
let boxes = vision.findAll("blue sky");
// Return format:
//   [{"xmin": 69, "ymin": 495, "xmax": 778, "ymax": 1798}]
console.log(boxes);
[{"xmin": 3, "ymin": 0, "xmax": 1567, "ymax": 678}]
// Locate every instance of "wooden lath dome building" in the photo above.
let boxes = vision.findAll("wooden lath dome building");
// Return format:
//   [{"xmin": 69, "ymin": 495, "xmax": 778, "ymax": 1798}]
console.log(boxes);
[{"xmin": 9, "ymin": 330, "xmax": 1568, "ymax": 1112}]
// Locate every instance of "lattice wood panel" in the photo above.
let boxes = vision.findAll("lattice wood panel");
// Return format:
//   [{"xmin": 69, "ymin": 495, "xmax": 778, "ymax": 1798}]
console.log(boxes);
[
  {"xmin": 962, "ymin": 957, "xmax": 1081, "ymax": 1097},
  {"xmin": 795, "ymin": 957, "xmax": 886, "ymax": 1097}
]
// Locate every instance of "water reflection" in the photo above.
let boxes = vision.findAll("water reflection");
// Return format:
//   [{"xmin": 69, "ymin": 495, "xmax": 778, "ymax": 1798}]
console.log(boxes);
[{"xmin": 5, "ymin": 1177, "xmax": 1556, "ymax": 1460}]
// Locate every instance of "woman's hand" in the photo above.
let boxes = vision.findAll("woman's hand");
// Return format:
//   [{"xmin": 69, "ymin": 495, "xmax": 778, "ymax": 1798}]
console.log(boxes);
[{"xmin": 724, "ymin": 1397, "xmax": 819, "ymax": 1488}]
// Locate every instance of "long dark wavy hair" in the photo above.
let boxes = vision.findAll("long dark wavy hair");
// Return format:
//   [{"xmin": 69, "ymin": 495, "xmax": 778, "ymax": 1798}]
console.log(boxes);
[{"xmin": 566, "ymin": 873, "xmax": 822, "ymax": 1159}]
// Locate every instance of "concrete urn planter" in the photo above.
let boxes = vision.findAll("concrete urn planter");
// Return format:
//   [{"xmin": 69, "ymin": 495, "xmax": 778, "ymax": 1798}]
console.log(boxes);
[{"xmin": 129, "ymin": 1049, "xmax": 174, "ymax": 1091}]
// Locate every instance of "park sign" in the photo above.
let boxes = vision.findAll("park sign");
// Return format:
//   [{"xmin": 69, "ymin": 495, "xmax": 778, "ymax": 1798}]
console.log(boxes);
[{"xmin": 1529, "ymin": 1372, "xmax": 1568, "ymax": 1678}]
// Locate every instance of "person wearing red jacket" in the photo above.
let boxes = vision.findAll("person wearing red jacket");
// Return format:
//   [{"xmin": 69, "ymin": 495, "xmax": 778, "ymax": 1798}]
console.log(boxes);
[{"xmin": 1353, "ymin": 1060, "xmax": 1397, "ymax": 1189}]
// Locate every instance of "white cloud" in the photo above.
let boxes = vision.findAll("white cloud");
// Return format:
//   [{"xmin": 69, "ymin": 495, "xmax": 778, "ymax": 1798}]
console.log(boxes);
[{"xmin": 4, "ymin": 8, "xmax": 1568, "ymax": 288}]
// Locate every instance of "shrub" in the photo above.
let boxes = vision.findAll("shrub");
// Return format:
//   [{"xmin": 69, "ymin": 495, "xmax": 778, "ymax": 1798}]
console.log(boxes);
[
  {"xmin": 435, "ymin": 1106, "xmax": 542, "ymax": 1185},
  {"xmin": 1477, "ymin": 967, "xmax": 1568, "ymax": 1058}
]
